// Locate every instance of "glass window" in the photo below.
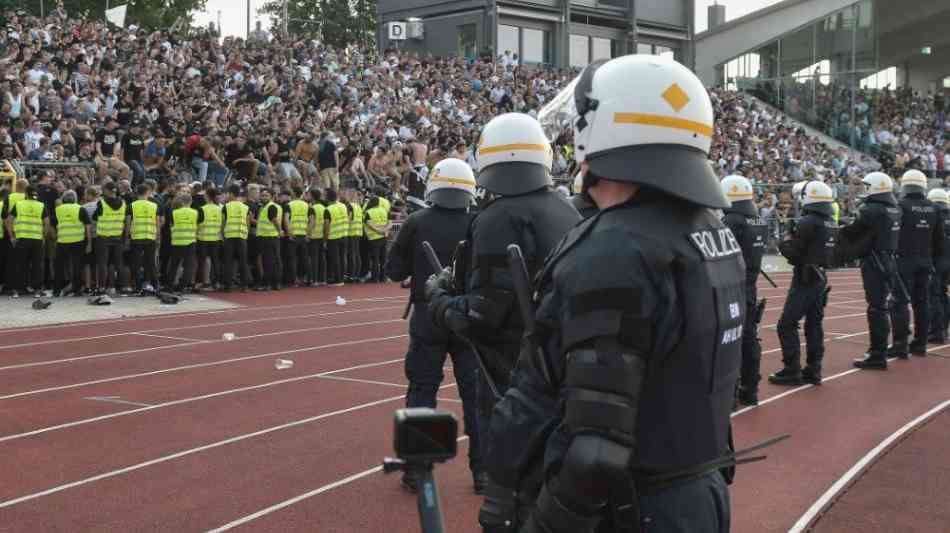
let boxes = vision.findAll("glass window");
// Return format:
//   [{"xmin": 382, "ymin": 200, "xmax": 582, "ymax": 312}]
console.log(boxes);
[
  {"xmin": 592, "ymin": 37, "xmax": 611, "ymax": 61},
  {"xmin": 944, "ymin": 77, "xmax": 950, "ymax": 89},
  {"xmin": 522, "ymin": 28, "xmax": 546, "ymax": 64},
  {"xmin": 755, "ymin": 41, "xmax": 780, "ymax": 80},
  {"xmin": 570, "ymin": 34, "xmax": 590, "ymax": 68},
  {"xmin": 499, "ymin": 25, "xmax": 519, "ymax": 58},
  {"xmin": 458, "ymin": 24, "xmax": 477, "ymax": 60},
  {"xmin": 816, "ymin": 6, "xmax": 854, "ymax": 76},
  {"xmin": 637, "ymin": 43, "xmax": 652, "ymax": 55},
  {"xmin": 853, "ymin": 0, "xmax": 875, "ymax": 72},
  {"xmin": 655, "ymin": 45, "xmax": 674, "ymax": 60}
]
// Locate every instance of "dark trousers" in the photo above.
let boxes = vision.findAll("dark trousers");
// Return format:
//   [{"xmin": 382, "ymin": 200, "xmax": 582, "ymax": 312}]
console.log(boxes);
[
  {"xmin": 367, "ymin": 239, "xmax": 386, "ymax": 282},
  {"xmin": 309, "ymin": 239, "xmax": 326, "ymax": 283},
  {"xmin": 285, "ymin": 237, "xmax": 309, "ymax": 284},
  {"xmin": 346, "ymin": 236, "xmax": 362, "ymax": 278},
  {"xmin": 740, "ymin": 283, "xmax": 762, "ymax": 392},
  {"xmin": 862, "ymin": 256, "xmax": 893, "ymax": 357},
  {"xmin": 159, "ymin": 233, "xmax": 172, "ymax": 286},
  {"xmin": 326, "ymin": 238, "xmax": 344, "ymax": 283},
  {"xmin": 891, "ymin": 260, "xmax": 931, "ymax": 350},
  {"xmin": 55, "ymin": 241, "xmax": 85, "ymax": 292},
  {"xmin": 0, "ymin": 237, "xmax": 9, "ymax": 287},
  {"xmin": 166, "ymin": 244, "xmax": 196, "ymax": 290},
  {"xmin": 221, "ymin": 238, "xmax": 251, "ymax": 288},
  {"xmin": 929, "ymin": 264, "xmax": 950, "ymax": 339},
  {"xmin": 259, "ymin": 237, "xmax": 281, "ymax": 288},
  {"xmin": 129, "ymin": 240, "xmax": 158, "ymax": 289},
  {"xmin": 14, "ymin": 238, "xmax": 45, "ymax": 291},
  {"xmin": 95, "ymin": 237, "xmax": 124, "ymax": 290},
  {"xmin": 777, "ymin": 267, "xmax": 827, "ymax": 370},
  {"xmin": 247, "ymin": 235, "xmax": 261, "ymax": 285},
  {"xmin": 406, "ymin": 305, "xmax": 481, "ymax": 471},
  {"xmin": 197, "ymin": 241, "xmax": 221, "ymax": 286},
  {"xmin": 635, "ymin": 471, "xmax": 731, "ymax": 533}
]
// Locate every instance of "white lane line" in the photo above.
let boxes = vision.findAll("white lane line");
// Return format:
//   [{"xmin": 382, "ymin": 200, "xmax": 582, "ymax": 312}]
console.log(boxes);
[
  {"xmin": 765, "ymin": 298, "xmax": 865, "ymax": 313},
  {"xmin": 436, "ymin": 398, "xmax": 464, "ymax": 404},
  {"xmin": 0, "ymin": 316, "xmax": 405, "ymax": 372},
  {"xmin": 133, "ymin": 333, "xmax": 203, "ymax": 343},
  {"xmin": 788, "ymin": 397, "xmax": 950, "ymax": 533},
  {"xmin": 0, "ymin": 394, "xmax": 413, "ymax": 510},
  {"xmin": 318, "ymin": 376, "xmax": 406, "ymax": 388},
  {"xmin": 84, "ymin": 396, "xmax": 154, "ymax": 408},
  {"xmin": 0, "ymin": 295, "xmax": 406, "ymax": 334},
  {"xmin": 761, "ymin": 312, "xmax": 866, "ymax": 330},
  {"xmin": 758, "ymin": 281, "xmax": 864, "ymax": 291},
  {"xmin": 0, "ymin": 334, "xmax": 408, "ymax": 401},
  {"xmin": 0, "ymin": 304, "xmax": 405, "ymax": 351},
  {"xmin": 0, "ymin": 358, "xmax": 407, "ymax": 444},
  {"xmin": 205, "ymin": 435, "xmax": 471, "ymax": 533}
]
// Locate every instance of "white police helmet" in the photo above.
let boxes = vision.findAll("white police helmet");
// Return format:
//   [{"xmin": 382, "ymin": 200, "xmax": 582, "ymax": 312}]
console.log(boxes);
[
  {"xmin": 475, "ymin": 113, "xmax": 553, "ymax": 195},
  {"xmin": 801, "ymin": 181, "xmax": 835, "ymax": 216},
  {"xmin": 901, "ymin": 169, "xmax": 928, "ymax": 193},
  {"xmin": 539, "ymin": 54, "xmax": 726, "ymax": 208},
  {"xmin": 720, "ymin": 175, "xmax": 756, "ymax": 217},
  {"xmin": 927, "ymin": 188, "xmax": 949, "ymax": 205},
  {"xmin": 861, "ymin": 171, "xmax": 896, "ymax": 204},
  {"xmin": 425, "ymin": 158, "xmax": 476, "ymax": 209},
  {"xmin": 791, "ymin": 181, "xmax": 808, "ymax": 204}
]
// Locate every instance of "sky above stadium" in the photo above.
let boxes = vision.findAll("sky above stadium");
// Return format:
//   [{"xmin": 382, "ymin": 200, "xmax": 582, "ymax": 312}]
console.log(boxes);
[{"xmin": 190, "ymin": 0, "xmax": 786, "ymax": 40}]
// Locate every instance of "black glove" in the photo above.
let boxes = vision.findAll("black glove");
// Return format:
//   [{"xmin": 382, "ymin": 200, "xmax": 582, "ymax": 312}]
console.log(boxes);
[{"xmin": 424, "ymin": 266, "xmax": 454, "ymax": 302}]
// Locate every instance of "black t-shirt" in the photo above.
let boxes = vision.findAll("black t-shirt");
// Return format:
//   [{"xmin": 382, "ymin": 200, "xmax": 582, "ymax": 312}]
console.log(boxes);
[
  {"xmin": 96, "ymin": 128, "xmax": 119, "ymax": 157},
  {"xmin": 122, "ymin": 133, "xmax": 145, "ymax": 162},
  {"xmin": 318, "ymin": 140, "xmax": 337, "ymax": 169},
  {"xmin": 276, "ymin": 138, "xmax": 293, "ymax": 163},
  {"xmin": 116, "ymin": 100, "xmax": 134, "ymax": 126}
]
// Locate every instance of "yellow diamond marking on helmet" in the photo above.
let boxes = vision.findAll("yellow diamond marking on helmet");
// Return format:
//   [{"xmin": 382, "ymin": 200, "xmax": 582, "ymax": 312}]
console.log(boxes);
[{"xmin": 662, "ymin": 83, "xmax": 690, "ymax": 112}]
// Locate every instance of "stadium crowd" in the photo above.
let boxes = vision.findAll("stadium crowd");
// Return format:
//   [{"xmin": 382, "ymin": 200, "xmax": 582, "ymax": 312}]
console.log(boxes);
[{"xmin": 0, "ymin": 5, "xmax": 947, "ymax": 297}]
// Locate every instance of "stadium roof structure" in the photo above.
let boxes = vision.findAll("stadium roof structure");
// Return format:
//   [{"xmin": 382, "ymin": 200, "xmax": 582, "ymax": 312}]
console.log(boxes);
[{"xmin": 693, "ymin": 0, "xmax": 950, "ymax": 92}]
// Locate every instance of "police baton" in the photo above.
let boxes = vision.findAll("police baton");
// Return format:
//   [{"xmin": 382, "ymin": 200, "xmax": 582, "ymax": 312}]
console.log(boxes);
[
  {"xmin": 422, "ymin": 241, "xmax": 502, "ymax": 400},
  {"xmin": 759, "ymin": 270, "xmax": 779, "ymax": 289},
  {"xmin": 507, "ymin": 244, "xmax": 555, "ymax": 387}
]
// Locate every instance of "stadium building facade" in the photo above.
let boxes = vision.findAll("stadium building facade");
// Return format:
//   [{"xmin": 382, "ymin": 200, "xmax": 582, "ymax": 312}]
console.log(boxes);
[{"xmin": 375, "ymin": 0, "xmax": 695, "ymax": 69}]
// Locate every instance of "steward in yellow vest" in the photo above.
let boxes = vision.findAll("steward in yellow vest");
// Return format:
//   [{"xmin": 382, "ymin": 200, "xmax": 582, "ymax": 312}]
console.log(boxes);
[
  {"xmin": 308, "ymin": 189, "xmax": 328, "ymax": 285},
  {"xmin": 196, "ymin": 189, "xmax": 224, "ymax": 290},
  {"xmin": 255, "ymin": 189, "xmax": 283, "ymax": 291},
  {"xmin": 221, "ymin": 184, "xmax": 252, "ymax": 291},
  {"xmin": 128, "ymin": 184, "xmax": 162, "ymax": 292},
  {"xmin": 92, "ymin": 182, "xmax": 128, "ymax": 294},
  {"xmin": 283, "ymin": 187, "xmax": 311, "ymax": 286},
  {"xmin": 166, "ymin": 193, "xmax": 199, "ymax": 292},
  {"xmin": 6, "ymin": 186, "xmax": 48, "ymax": 296},
  {"xmin": 364, "ymin": 197, "xmax": 390, "ymax": 283},
  {"xmin": 323, "ymin": 189, "xmax": 347, "ymax": 285},
  {"xmin": 53, "ymin": 190, "xmax": 91, "ymax": 295}
]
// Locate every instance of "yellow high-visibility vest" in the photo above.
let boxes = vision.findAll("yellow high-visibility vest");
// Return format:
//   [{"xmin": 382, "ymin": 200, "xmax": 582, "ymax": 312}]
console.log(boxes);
[
  {"xmin": 171, "ymin": 207, "xmax": 198, "ymax": 246},
  {"xmin": 14, "ymin": 199, "xmax": 45, "ymax": 240},
  {"xmin": 288, "ymin": 199, "xmax": 310, "ymax": 237},
  {"xmin": 55, "ymin": 203, "xmax": 85, "ymax": 244},
  {"xmin": 365, "ymin": 206, "xmax": 388, "ymax": 241},
  {"xmin": 378, "ymin": 196, "xmax": 391, "ymax": 214},
  {"xmin": 832, "ymin": 201, "xmax": 840, "ymax": 223},
  {"xmin": 257, "ymin": 202, "xmax": 282, "ymax": 238},
  {"xmin": 326, "ymin": 202, "xmax": 348, "ymax": 240},
  {"xmin": 130, "ymin": 199, "xmax": 158, "ymax": 241},
  {"xmin": 7, "ymin": 192, "xmax": 24, "ymax": 209},
  {"xmin": 198, "ymin": 203, "xmax": 223, "ymax": 242},
  {"xmin": 224, "ymin": 201, "xmax": 249, "ymax": 240},
  {"xmin": 96, "ymin": 199, "xmax": 126, "ymax": 237},
  {"xmin": 349, "ymin": 203, "xmax": 364, "ymax": 238},
  {"xmin": 309, "ymin": 203, "xmax": 326, "ymax": 240}
]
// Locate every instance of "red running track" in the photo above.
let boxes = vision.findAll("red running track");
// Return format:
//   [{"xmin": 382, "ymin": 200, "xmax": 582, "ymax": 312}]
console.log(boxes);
[{"xmin": 1, "ymin": 272, "xmax": 949, "ymax": 532}]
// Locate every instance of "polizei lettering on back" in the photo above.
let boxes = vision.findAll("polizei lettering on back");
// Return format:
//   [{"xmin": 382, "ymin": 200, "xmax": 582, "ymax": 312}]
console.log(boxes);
[{"xmin": 688, "ymin": 228, "xmax": 742, "ymax": 260}]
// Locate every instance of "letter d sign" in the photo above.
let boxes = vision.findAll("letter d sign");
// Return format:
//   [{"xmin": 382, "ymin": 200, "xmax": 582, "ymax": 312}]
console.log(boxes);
[{"xmin": 389, "ymin": 22, "xmax": 407, "ymax": 41}]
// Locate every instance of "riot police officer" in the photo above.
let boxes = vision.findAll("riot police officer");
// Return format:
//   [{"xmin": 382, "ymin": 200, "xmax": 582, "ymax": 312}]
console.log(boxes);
[
  {"xmin": 888, "ymin": 170, "xmax": 943, "ymax": 357},
  {"xmin": 843, "ymin": 172, "xmax": 901, "ymax": 370},
  {"xmin": 384, "ymin": 158, "xmax": 485, "ymax": 495},
  {"xmin": 425, "ymin": 112, "xmax": 580, "ymax": 531},
  {"xmin": 770, "ymin": 181, "xmax": 838, "ymax": 386},
  {"xmin": 570, "ymin": 173, "xmax": 597, "ymax": 219},
  {"xmin": 487, "ymin": 55, "xmax": 741, "ymax": 533},
  {"xmin": 927, "ymin": 188, "xmax": 950, "ymax": 344},
  {"xmin": 721, "ymin": 175, "xmax": 768, "ymax": 405}
]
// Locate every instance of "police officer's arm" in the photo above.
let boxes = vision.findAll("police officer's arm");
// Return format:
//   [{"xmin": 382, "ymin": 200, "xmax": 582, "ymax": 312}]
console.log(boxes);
[
  {"xmin": 526, "ymin": 243, "xmax": 658, "ymax": 533},
  {"xmin": 839, "ymin": 203, "xmax": 873, "ymax": 241},
  {"xmin": 384, "ymin": 214, "xmax": 414, "ymax": 282},
  {"xmin": 933, "ymin": 211, "xmax": 945, "ymax": 261},
  {"xmin": 779, "ymin": 216, "xmax": 816, "ymax": 264}
]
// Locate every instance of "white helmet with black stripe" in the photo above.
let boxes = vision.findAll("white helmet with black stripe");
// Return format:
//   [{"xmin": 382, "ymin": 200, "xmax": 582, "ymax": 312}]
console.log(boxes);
[
  {"xmin": 426, "ymin": 158, "xmax": 476, "ymax": 209},
  {"xmin": 539, "ymin": 54, "xmax": 726, "ymax": 208},
  {"xmin": 475, "ymin": 112, "xmax": 553, "ymax": 196}
]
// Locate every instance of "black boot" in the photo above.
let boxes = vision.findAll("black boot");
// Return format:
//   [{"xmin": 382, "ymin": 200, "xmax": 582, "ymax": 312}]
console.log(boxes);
[
  {"xmin": 736, "ymin": 385, "xmax": 758, "ymax": 406},
  {"xmin": 768, "ymin": 366, "xmax": 802, "ymax": 386},
  {"xmin": 802, "ymin": 366, "xmax": 822, "ymax": 386},
  {"xmin": 928, "ymin": 334, "xmax": 946, "ymax": 344},
  {"xmin": 400, "ymin": 471, "xmax": 418, "ymax": 493},
  {"xmin": 887, "ymin": 343, "xmax": 909, "ymax": 360},
  {"xmin": 854, "ymin": 353, "xmax": 888, "ymax": 370}
]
